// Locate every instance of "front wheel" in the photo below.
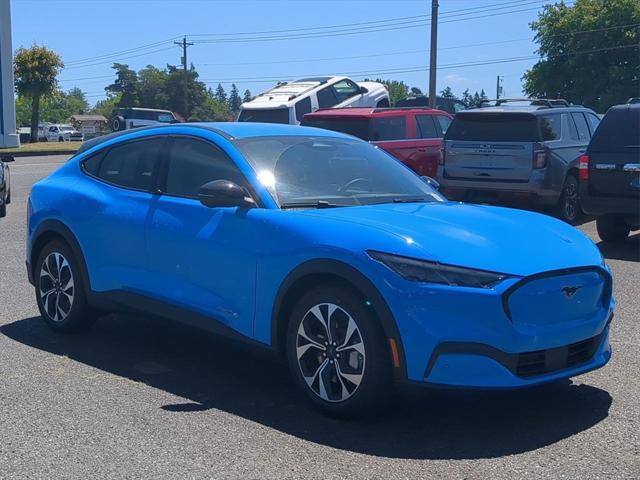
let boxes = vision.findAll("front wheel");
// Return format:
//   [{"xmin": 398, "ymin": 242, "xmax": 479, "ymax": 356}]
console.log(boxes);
[
  {"xmin": 596, "ymin": 215, "xmax": 630, "ymax": 243},
  {"xmin": 558, "ymin": 174, "xmax": 581, "ymax": 224},
  {"xmin": 286, "ymin": 283, "xmax": 392, "ymax": 416},
  {"xmin": 35, "ymin": 240, "xmax": 95, "ymax": 332}
]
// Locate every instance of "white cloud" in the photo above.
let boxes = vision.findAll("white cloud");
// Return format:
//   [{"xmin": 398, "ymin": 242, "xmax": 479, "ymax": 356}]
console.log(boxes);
[{"xmin": 443, "ymin": 74, "xmax": 468, "ymax": 86}]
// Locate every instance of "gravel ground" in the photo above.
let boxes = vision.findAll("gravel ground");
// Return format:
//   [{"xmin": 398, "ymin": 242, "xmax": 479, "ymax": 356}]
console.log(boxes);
[{"xmin": 1, "ymin": 155, "xmax": 638, "ymax": 479}]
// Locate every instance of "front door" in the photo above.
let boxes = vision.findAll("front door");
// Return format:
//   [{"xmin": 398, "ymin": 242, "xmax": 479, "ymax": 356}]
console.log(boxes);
[{"xmin": 145, "ymin": 136, "xmax": 259, "ymax": 338}]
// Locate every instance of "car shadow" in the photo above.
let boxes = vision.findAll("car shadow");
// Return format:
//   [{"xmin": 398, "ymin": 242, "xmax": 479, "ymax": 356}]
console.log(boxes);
[
  {"xmin": 596, "ymin": 233, "xmax": 640, "ymax": 262},
  {"xmin": 1, "ymin": 314, "xmax": 612, "ymax": 460}
]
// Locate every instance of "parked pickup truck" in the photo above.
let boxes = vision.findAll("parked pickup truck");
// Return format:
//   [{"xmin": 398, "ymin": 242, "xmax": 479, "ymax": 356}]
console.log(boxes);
[
  {"xmin": 579, "ymin": 102, "xmax": 640, "ymax": 242},
  {"xmin": 43, "ymin": 124, "xmax": 84, "ymax": 142},
  {"xmin": 302, "ymin": 107, "xmax": 452, "ymax": 178}
]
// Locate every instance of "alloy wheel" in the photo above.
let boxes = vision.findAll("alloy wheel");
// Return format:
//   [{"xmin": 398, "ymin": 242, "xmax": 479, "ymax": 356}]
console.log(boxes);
[
  {"xmin": 295, "ymin": 303, "xmax": 366, "ymax": 403},
  {"xmin": 39, "ymin": 252, "xmax": 74, "ymax": 322}
]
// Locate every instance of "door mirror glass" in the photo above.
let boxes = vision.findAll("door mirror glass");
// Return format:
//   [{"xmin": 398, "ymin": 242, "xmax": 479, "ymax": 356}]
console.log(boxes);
[
  {"xmin": 421, "ymin": 175, "xmax": 440, "ymax": 190},
  {"xmin": 198, "ymin": 180, "xmax": 255, "ymax": 208}
]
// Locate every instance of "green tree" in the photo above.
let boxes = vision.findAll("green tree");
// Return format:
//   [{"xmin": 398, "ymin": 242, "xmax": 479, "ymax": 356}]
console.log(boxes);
[
  {"xmin": 523, "ymin": 0, "xmax": 640, "ymax": 111},
  {"xmin": 228, "ymin": 84, "xmax": 242, "ymax": 113},
  {"xmin": 243, "ymin": 89, "xmax": 253, "ymax": 103},
  {"xmin": 365, "ymin": 78, "xmax": 409, "ymax": 106},
  {"xmin": 106, "ymin": 63, "xmax": 139, "ymax": 108},
  {"xmin": 214, "ymin": 83, "xmax": 227, "ymax": 104},
  {"xmin": 439, "ymin": 86, "xmax": 456, "ymax": 98},
  {"xmin": 190, "ymin": 93, "xmax": 232, "ymax": 122},
  {"xmin": 461, "ymin": 88, "xmax": 473, "ymax": 107},
  {"xmin": 410, "ymin": 86, "xmax": 423, "ymax": 96},
  {"xmin": 137, "ymin": 65, "xmax": 169, "ymax": 108},
  {"xmin": 164, "ymin": 65, "xmax": 207, "ymax": 118},
  {"xmin": 13, "ymin": 45, "xmax": 64, "ymax": 142},
  {"xmin": 91, "ymin": 94, "xmax": 122, "ymax": 122}
]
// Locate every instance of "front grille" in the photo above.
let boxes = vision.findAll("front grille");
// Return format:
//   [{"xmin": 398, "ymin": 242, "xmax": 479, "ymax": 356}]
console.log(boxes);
[{"xmin": 516, "ymin": 334, "xmax": 602, "ymax": 378}]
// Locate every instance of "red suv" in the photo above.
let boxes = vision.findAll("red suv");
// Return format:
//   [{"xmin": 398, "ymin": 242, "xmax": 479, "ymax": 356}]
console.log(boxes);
[{"xmin": 301, "ymin": 107, "xmax": 453, "ymax": 178}]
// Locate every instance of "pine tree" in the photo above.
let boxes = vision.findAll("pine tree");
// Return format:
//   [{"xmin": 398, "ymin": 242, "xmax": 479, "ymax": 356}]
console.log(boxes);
[
  {"xmin": 228, "ymin": 84, "xmax": 242, "ymax": 113},
  {"xmin": 214, "ymin": 83, "xmax": 227, "ymax": 104},
  {"xmin": 243, "ymin": 89, "xmax": 253, "ymax": 103},
  {"xmin": 439, "ymin": 86, "xmax": 456, "ymax": 98}
]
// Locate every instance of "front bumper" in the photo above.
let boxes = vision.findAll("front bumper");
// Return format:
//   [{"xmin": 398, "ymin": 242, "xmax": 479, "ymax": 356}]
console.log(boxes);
[{"xmin": 376, "ymin": 264, "xmax": 614, "ymax": 388}]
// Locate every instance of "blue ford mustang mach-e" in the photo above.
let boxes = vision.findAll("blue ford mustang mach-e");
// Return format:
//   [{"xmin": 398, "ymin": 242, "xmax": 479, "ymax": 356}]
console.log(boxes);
[{"xmin": 27, "ymin": 123, "xmax": 613, "ymax": 415}]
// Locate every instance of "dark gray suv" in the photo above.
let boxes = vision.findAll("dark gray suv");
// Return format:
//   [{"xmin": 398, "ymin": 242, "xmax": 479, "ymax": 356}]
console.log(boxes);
[{"xmin": 438, "ymin": 99, "xmax": 601, "ymax": 222}]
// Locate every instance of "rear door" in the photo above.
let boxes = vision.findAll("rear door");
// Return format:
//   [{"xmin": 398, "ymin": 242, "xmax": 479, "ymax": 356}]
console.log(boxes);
[
  {"xmin": 587, "ymin": 106, "xmax": 640, "ymax": 198},
  {"xmin": 370, "ymin": 115, "xmax": 418, "ymax": 165},
  {"xmin": 403, "ymin": 114, "xmax": 445, "ymax": 177},
  {"xmin": 443, "ymin": 112, "xmax": 537, "ymax": 181}
]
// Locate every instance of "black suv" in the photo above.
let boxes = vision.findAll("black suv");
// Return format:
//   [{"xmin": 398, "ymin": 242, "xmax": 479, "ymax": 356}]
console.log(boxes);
[{"xmin": 579, "ymin": 103, "xmax": 640, "ymax": 242}]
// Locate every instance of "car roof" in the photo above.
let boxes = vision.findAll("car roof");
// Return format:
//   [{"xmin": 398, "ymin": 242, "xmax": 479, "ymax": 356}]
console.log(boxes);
[
  {"xmin": 460, "ymin": 105, "xmax": 594, "ymax": 115},
  {"xmin": 304, "ymin": 107, "xmax": 448, "ymax": 118},
  {"xmin": 607, "ymin": 102, "xmax": 640, "ymax": 112},
  {"xmin": 76, "ymin": 122, "xmax": 351, "ymax": 154}
]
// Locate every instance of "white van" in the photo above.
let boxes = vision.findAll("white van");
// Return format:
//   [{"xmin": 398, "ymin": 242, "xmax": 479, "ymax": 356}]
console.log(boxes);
[
  {"xmin": 238, "ymin": 76, "xmax": 390, "ymax": 125},
  {"xmin": 111, "ymin": 107, "xmax": 178, "ymax": 131}
]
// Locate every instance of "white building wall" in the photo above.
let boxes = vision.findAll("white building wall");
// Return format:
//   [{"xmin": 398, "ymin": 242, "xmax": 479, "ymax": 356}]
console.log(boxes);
[{"xmin": 0, "ymin": 0, "xmax": 19, "ymax": 148}]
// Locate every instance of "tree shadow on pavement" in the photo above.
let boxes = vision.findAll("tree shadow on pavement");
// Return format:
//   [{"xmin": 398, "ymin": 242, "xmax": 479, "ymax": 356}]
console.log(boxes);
[
  {"xmin": 1, "ymin": 314, "xmax": 612, "ymax": 460},
  {"xmin": 596, "ymin": 233, "xmax": 639, "ymax": 262}
]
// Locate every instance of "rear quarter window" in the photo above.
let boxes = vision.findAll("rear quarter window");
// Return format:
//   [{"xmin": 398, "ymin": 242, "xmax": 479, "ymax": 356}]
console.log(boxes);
[
  {"xmin": 445, "ymin": 113, "xmax": 539, "ymax": 142},
  {"xmin": 538, "ymin": 114, "xmax": 563, "ymax": 141},
  {"xmin": 301, "ymin": 117, "xmax": 370, "ymax": 140},
  {"xmin": 371, "ymin": 117, "xmax": 406, "ymax": 141}
]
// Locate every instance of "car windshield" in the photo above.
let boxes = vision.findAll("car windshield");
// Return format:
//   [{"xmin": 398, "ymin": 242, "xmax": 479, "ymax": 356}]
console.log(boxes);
[
  {"xmin": 235, "ymin": 136, "xmax": 444, "ymax": 207},
  {"xmin": 59, "ymin": 126, "xmax": 74, "ymax": 132},
  {"xmin": 238, "ymin": 108, "xmax": 290, "ymax": 124}
]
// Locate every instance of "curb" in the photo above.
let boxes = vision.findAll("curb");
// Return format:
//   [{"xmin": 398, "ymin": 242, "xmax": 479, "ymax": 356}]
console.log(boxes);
[{"xmin": 2, "ymin": 150, "xmax": 78, "ymax": 158}]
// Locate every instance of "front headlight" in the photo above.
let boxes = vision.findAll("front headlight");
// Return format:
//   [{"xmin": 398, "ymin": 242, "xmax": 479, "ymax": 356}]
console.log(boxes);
[{"xmin": 368, "ymin": 251, "xmax": 510, "ymax": 288}]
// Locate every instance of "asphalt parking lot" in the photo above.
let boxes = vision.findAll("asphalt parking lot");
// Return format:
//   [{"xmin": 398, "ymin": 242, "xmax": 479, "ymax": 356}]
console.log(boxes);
[{"xmin": 1, "ymin": 155, "xmax": 638, "ymax": 479}]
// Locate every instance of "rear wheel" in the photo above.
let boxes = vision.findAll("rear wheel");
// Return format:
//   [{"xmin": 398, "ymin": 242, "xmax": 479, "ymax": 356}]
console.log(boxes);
[
  {"xmin": 0, "ymin": 201, "xmax": 5, "ymax": 218},
  {"xmin": 596, "ymin": 215, "xmax": 630, "ymax": 242},
  {"xmin": 286, "ymin": 283, "xmax": 392, "ymax": 416},
  {"xmin": 35, "ymin": 240, "xmax": 95, "ymax": 332},
  {"xmin": 558, "ymin": 174, "xmax": 581, "ymax": 224}
]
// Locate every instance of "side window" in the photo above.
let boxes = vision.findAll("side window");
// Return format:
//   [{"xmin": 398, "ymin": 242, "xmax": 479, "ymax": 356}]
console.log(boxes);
[
  {"xmin": 295, "ymin": 96, "xmax": 312, "ymax": 122},
  {"xmin": 453, "ymin": 102, "xmax": 466, "ymax": 113},
  {"xmin": 317, "ymin": 86, "xmax": 339, "ymax": 109},
  {"xmin": 371, "ymin": 117, "xmax": 406, "ymax": 141},
  {"xmin": 164, "ymin": 137, "xmax": 248, "ymax": 198},
  {"xmin": 416, "ymin": 115, "xmax": 439, "ymax": 138},
  {"xmin": 82, "ymin": 150, "xmax": 106, "ymax": 176},
  {"xmin": 332, "ymin": 80, "xmax": 361, "ymax": 103},
  {"xmin": 97, "ymin": 138, "xmax": 163, "ymax": 191},
  {"xmin": 571, "ymin": 113, "xmax": 590, "ymax": 141},
  {"xmin": 538, "ymin": 114, "xmax": 562, "ymax": 141},
  {"xmin": 435, "ymin": 115, "xmax": 452, "ymax": 136},
  {"xmin": 586, "ymin": 113, "xmax": 601, "ymax": 134}
]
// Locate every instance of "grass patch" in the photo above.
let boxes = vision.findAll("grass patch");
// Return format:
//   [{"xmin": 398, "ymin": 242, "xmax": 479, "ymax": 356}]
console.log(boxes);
[{"xmin": 0, "ymin": 141, "xmax": 82, "ymax": 154}]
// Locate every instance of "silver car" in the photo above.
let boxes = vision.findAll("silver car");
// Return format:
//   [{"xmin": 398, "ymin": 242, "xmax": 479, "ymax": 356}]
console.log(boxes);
[{"xmin": 438, "ymin": 99, "xmax": 601, "ymax": 223}]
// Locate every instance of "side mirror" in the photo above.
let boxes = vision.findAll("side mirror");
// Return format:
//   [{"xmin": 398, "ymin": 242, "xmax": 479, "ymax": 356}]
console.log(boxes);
[
  {"xmin": 421, "ymin": 175, "xmax": 440, "ymax": 190},
  {"xmin": 1, "ymin": 155, "xmax": 14, "ymax": 163},
  {"xmin": 359, "ymin": 86, "xmax": 369, "ymax": 94},
  {"xmin": 198, "ymin": 180, "xmax": 255, "ymax": 208}
]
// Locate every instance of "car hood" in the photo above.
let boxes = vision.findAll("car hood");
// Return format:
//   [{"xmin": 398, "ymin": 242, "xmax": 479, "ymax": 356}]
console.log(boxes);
[{"xmin": 295, "ymin": 202, "xmax": 602, "ymax": 277}]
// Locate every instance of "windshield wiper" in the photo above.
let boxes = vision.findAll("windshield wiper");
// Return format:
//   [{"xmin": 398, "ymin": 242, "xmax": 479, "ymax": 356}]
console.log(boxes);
[
  {"xmin": 391, "ymin": 197, "xmax": 430, "ymax": 204},
  {"xmin": 280, "ymin": 200, "xmax": 345, "ymax": 209}
]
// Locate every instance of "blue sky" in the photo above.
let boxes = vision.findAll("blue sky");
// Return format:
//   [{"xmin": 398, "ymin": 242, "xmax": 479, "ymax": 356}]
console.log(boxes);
[{"xmin": 11, "ymin": 0, "xmax": 552, "ymax": 104}]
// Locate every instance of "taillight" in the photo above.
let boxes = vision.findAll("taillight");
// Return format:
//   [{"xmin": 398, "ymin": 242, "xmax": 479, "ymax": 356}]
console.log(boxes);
[
  {"xmin": 438, "ymin": 147, "xmax": 445, "ymax": 166},
  {"xmin": 533, "ymin": 150, "xmax": 547, "ymax": 169},
  {"xmin": 579, "ymin": 154, "xmax": 589, "ymax": 181}
]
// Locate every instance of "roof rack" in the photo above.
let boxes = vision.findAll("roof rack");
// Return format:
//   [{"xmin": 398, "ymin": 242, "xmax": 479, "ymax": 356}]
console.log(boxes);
[
  {"xmin": 480, "ymin": 98, "xmax": 572, "ymax": 108},
  {"xmin": 372, "ymin": 106, "xmax": 436, "ymax": 113}
]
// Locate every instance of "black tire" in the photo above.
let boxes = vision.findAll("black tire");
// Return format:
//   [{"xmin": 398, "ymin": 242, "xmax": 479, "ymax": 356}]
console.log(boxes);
[
  {"xmin": 112, "ymin": 116, "xmax": 126, "ymax": 132},
  {"xmin": 286, "ymin": 282, "xmax": 392, "ymax": 416},
  {"xmin": 596, "ymin": 215, "xmax": 630, "ymax": 243},
  {"xmin": 58, "ymin": 136, "xmax": 64, "ymax": 142},
  {"xmin": 558, "ymin": 174, "xmax": 581, "ymax": 224},
  {"xmin": 35, "ymin": 240, "xmax": 95, "ymax": 332},
  {"xmin": 6, "ymin": 188, "xmax": 10, "ymax": 204},
  {"xmin": 376, "ymin": 98, "xmax": 390, "ymax": 108},
  {"xmin": 0, "ymin": 201, "xmax": 5, "ymax": 218}
]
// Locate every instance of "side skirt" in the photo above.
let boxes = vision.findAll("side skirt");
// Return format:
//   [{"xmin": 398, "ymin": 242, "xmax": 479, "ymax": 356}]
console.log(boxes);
[{"xmin": 91, "ymin": 290, "xmax": 275, "ymax": 354}]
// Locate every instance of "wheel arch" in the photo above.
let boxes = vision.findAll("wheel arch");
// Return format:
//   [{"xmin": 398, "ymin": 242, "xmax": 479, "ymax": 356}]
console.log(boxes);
[
  {"xmin": 271, "ymin": 259, "xmax": 407, "ymax": 380},
  {"xmin": 30, "ymin": 220, "xmax": 92, "ymax": 298}
]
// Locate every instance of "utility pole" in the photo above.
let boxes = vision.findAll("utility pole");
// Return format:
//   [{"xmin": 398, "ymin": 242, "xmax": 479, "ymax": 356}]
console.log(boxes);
[
  {"xmin": 496, "ymin": 75, "xmax": 504, "ymax": 100},
  {"xmin": 428, "ymin": 0, "xmax": 439, "ymax": 108},
  {"xmin": 174, "ymin": 36, "xmax": 194, "ymax": 119}
]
